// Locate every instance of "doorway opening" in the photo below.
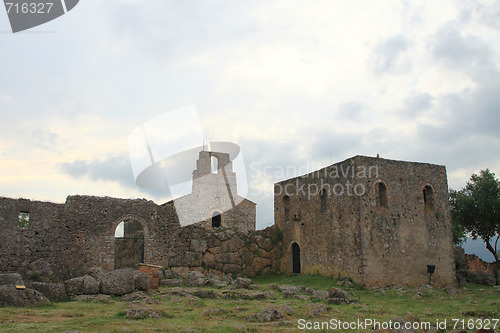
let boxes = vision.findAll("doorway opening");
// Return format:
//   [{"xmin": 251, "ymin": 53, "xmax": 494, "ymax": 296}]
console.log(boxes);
[
  {"xmin": 114, "ymin": 219, "xmax": 144, "ymax": 269},
  {"xmin": 292, "ymin": 242, "xmax": 301, "ymax": 274}
]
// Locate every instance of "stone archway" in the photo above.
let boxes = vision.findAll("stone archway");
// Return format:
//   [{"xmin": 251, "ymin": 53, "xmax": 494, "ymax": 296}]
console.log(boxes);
[{"xmin": 110, "ymin": 215, "xmax": 150, "ymax": 270}]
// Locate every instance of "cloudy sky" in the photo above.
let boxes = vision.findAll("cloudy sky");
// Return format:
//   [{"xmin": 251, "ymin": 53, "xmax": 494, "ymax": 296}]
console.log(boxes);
[{"xmin": 1, "ymin": 0, "xmax": 499, "ymax": 229}]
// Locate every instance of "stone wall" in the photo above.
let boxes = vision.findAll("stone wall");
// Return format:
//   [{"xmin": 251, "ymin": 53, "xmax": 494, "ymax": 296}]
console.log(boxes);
[
  {"xmin": 0, "ymin": 195, "xmax": 279, "ymax": 281},
  {"xmin": 163, "ymin": 224, "xmax": 282, "ymax": 276},
  {"xmin": 275, "ymin": 155, "xmax": 457, "ymax": 287},
  {"xmin": 465, "ymin": 253, "xmax": 497, "ymax": 275}
]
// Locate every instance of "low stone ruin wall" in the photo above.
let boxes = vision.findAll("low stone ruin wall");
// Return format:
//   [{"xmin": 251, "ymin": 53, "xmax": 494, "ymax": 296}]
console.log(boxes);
[
  {"xmin": 163, "ymin": 224, "xmax": 283, "ymax": 277},
  {"xmin": 455, "ymin": 247, "xmax": 499, "ymax": 286}
]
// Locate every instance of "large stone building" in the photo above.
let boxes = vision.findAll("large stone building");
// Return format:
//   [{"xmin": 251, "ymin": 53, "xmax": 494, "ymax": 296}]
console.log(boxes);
[{"xmin": 274, "ymin": 155, "xmax": 457, "ymax": 287}]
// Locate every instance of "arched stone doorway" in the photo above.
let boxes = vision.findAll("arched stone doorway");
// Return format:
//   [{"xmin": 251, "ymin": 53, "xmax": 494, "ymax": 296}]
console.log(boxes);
[
  {"xmin": 291, "ymin": 242, "xmax": 301, "ymax": 274},
  {"xmin": 114, "ymin": 216, "xmax": 147, "ymax": 269}
]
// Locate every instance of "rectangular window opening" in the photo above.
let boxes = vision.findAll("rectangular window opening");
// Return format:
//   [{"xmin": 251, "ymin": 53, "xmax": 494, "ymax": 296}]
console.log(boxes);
[{"xmin": 18, "ymin": 211, "xmax": 30, "ymax": 229}]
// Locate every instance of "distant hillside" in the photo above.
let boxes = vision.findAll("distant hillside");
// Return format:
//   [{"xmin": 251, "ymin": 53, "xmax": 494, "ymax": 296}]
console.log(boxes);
[{"xmin": 462, "ymin": 237, "xmax": 497, "ymax": 263}]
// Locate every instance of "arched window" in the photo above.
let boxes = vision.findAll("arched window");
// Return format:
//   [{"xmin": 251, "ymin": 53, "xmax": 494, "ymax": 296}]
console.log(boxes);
[
  {"xmin": 283, "ymin": 195, "xmax": 290, "ymax": 221},
  {"xmin": 212, "ymin": 211, "xmax": 221, "ymax": 228},
  {"xmin": 211, "ymin": 156, "xmax": 219, "ymax": 174},
  {"xmin": 320, "ymin": 188, "xmax": 327, "ymax": 213},
  {"xmin": 377, "ymin": 181, "xmax": 388, "ymax": 208},
  {"xmin": 423, "ymin": 185, "xmax": 434, "ymax": 209}
]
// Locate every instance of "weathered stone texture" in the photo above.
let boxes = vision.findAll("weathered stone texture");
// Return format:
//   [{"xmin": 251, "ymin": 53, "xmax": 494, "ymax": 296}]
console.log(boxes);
[
  {"xmin": 0, "ymin": 196, "xmax": 279, "ymax": 281},
  {"xmin": 275, "ymin": 155, "xmax": 457, "ymax": 287}
]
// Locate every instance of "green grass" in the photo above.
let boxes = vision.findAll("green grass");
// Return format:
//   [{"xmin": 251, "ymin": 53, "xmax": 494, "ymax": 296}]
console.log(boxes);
[{"xmin": 0, "ymin": 275, "xmax": 498, "ymax": 332}]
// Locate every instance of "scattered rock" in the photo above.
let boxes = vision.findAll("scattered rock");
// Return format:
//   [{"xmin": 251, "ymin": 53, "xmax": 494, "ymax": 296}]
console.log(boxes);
[
  {"xmin": 328, "ymin": 287, "xmax": 351, "ymax": 299},
  {"xmin": 184, "ymin": 271, "xmax": 206, "ymax": 287},
  {"xmin": 327, "ymin": 297, "xmax": 351, "ymax": 305},
  {"xmin": 233, "ymin": 277, "xmax": 253, "ymax": 289},
  {"xmin": 278, "ymin": 285, "xmax": 300, "ymax": 297},
  {"xmin": 247, "ymin": 307, "xmax": 284, "ymax": 322},
  {"xmin": 337, "ymin": 279, "xmax": 354, "ymax": 287},
  {"xmin": 308, "ymin": 304, "xmax": 328, "ymax": 317},
  {"xmin": 64, "ymin": 275, "xmax": 99, "ymax": 296},
  {"xmin": 100, "ymin": 269, "xmax": 136, "ymax": 295},
  {"xmin": 27, "ymin": 282, "xmax": 68, "ymax": 301},
  {"xmin": 121, "ymin": 291, "xmax": 148, "ymax": 302},
  {"xmin": 295, "ymin": 295, "xmax": 309, "ymax": 301},
  {"xmin": 278, "ymin": 304, "xmax": 294, "ymax": 314},
  {"xmin": 415, "ymin": 285, "xmax": 434, "ymax": 296},
  {"xmin": 133, "ymin": 271, "xmax": 150, "ymax": 291},
  {"xmin": 312, "ymin": 290, "xmax": 329, "ymax": 299},
  {"xmin": 443, "ymin": 285, "xmax": 460, "ymax": 295},
  {"xmin": 124, "ymin": 308, "xmax": 163, "ymax": 319},
  {"xmin": 0, "ymin": 285, "xmax": 50, "ymax": 307},
  {"xmin": 193, "ymin": 289, "xmax": 218, "ymax": 299},
  {"xmin": 202, "ymin": 308, "xmax": 222, "ymax": 316},
  {"xmin": 301, "ymin": 286, "xmax": 314, "ymax": 294}
]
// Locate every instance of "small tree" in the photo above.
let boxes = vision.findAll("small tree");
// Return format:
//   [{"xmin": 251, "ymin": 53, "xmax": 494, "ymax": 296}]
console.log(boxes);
[{"xmin": 450, "ymin": 169, "xmax": 500, "ymax": 283}]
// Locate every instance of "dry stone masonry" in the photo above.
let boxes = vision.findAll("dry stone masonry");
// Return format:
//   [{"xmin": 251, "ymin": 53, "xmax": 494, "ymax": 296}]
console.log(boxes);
[{"xmin": 274, "ymin": 155, "xmax": 457, "ymax": 287}]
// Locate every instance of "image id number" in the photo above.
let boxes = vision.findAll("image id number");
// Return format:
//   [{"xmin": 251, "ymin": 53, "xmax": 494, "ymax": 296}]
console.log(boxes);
[{"xmin": 5, "ymin": 2, "xmax": 54, "ymax": 14}]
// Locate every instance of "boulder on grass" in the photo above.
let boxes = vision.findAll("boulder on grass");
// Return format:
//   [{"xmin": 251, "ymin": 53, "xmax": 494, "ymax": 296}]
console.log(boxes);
[
  {"xmin": 233, "ymin": 277, "xmax": 253, "ymax": 289},
  {"xmin": 247, "ymin": 307, "xmax": 284, "ymax": 322},
  {"xmin": 278, "ymin": 285, "xmax": 300, "ymax": 297},
  {"xmin": 26, "ymin": 282, "xmax": 68, "ymax": 301},
  {"xmin": 100, "ymin": 268, "xmax": 135, "ymax": 295},
  {"xmin": 0, "ymin": 285, "xmax": 50, "ymax": 307},
  {"xmin": 183, "ymin": 271, "xmax": 206, "ymax": 287},
  {"xmin": 133, "ymin": 271, "xmax": 150, "ymax": 291},
  {"xmin": 64, "ymin": 275, "xmax": 99, "ymax": 296}
]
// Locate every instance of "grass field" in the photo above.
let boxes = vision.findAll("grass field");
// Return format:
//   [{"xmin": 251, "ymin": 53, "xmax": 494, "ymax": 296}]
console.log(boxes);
[{"xmin": 0, "ymin": 275, "xmax": 498, "ymax": 332}]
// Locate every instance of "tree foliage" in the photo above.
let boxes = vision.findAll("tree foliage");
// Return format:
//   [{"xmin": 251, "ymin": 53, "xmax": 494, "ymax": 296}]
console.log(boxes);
[{"xmin": 450, "ymin": 169, "xmax": 500, "ymax": 263}]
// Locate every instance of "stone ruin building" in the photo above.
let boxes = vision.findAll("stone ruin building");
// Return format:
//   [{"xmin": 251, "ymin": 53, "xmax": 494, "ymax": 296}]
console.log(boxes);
[
  {"xmin": 274, "ymin": 155, "xmax": 457, "ymax": 287},
  {"xmin": 168, "ymin": 150, "xmax": 255, "ymax": 230},
  {"xmin": 0, "ymin": 153, "xmax": 457, "ymax": 287}
]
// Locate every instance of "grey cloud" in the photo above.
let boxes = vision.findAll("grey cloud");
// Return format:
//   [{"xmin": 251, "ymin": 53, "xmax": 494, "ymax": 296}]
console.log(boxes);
[
  {"xmin": 400, "ymin": 93, "xmax": 434, "ymax": 118},
  {"xmin": 459, "ymin": 1, "xmax": 500, "ymax": 29},
  {"xmin": 59, "ymin": 155, "xmax": 135, "ymax": 186},
  {"xmin": 373, "ymin": 35, "xmax": 411, "ymax": 74},
  {"xmin": 59, "ymin": 154, "xmax": 172, "ymax": 201},
  {"xmin": 431, "ymin": 25, "xmax": 492, "ymax": 70}
]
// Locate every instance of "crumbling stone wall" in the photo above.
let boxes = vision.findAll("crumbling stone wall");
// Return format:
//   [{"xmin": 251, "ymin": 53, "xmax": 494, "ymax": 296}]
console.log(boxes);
[
  {"xmin": 163, "ymin": 224, "xmax": 282, "ymax": 276},
  {"xmin": 0, "ymin": 195, "xmax": 279, "ymax": 281},
  {"xmin": 275, "ymin": 155, "xmax": 457, "ymax": 287}
]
